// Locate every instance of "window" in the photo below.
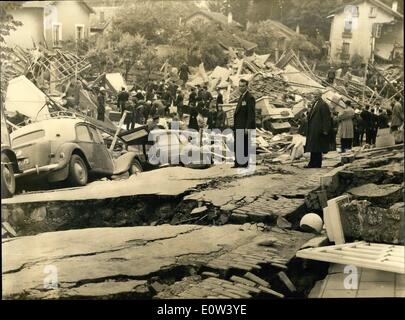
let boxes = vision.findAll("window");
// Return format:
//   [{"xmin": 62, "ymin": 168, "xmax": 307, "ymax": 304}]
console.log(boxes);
[
  {"xmin": 75, "ymin": 125, "xmax": 92, "ymax": 142},
  {"xmin": 373, "ymin": 24, "xmax": 383, "ymax": 38},
  {"xmin": 75, "ymin": 24, "xmax": 85, "ymax": 41},
  {"xmin": 52, "ymin": 22, "xmax": 62, "ymax": 47},
  {"xmin": 344, "ymin": 5, "xmax": 359, "ymax": 17},
  {"xmin": 342, "ymin": 42, "xmax": 350, "ymax": 55},
  {"xmin": 344, "ymin": 19, "xmax": 352, "ymax": 33},
  {"xmin": 88, "ymin": 126, "xmax": 102, "ymax": 143},
  {"xmin": 369, "ymin": 6, "xmax": 377, "ymax": 18},
  {"xmin": 13, "ymin": 130, "xmax": 45, "ymax": 146},
  {"xmin": 100, "ymin": 11, "xmax": 105, "ymax": 22}
]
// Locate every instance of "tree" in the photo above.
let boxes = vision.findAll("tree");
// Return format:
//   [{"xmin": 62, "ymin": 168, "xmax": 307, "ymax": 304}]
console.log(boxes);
[
  {"xmin": 114, "ymin": 33, "xmax": 147, "ymax": 80},
  {"xmin": 112, "ymin": 0, "xmax": 198, "ymax": 45},
  {"xmin": 170, "ymin": 23, "xmax": 227, "ymax": 69},
  {"xmin": 0, "ymin": 2, "xmax": 23, "ymax": 99},
  {"xmin": 139, "ymin": 46, "xmax": 160, "ymax": 82}
]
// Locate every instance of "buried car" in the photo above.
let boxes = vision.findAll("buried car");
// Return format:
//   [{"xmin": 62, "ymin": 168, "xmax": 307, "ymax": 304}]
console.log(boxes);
[
  {"xmin": 1, "ymin": 106, "xmax": 21, "ymax": 198},
  {"xmin": 10, "ymin": 117, "xmax": 143, "ymax": 188},
  {"xmin": 119, "ymin": 127, "xmax": 234, "ymax": 169}
]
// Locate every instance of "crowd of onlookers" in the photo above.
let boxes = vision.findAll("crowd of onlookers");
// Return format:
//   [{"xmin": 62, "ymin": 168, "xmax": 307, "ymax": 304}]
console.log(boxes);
[
  {"xmin": 299, "ymin": 94, "xmax": 403, "ymax": 153},
  {"xmin": 98, "ymin": 80, "xmax": 228, "ymax": 133}
]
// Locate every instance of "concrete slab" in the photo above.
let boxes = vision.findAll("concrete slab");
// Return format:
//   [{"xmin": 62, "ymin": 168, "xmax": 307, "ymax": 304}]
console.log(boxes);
[{"xmin": 2, "ymin": 224, "xmax": 313, "ymax": 299}]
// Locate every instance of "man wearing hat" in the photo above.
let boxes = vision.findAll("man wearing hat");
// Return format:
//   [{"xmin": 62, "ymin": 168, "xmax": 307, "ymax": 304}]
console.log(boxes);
[
  {"xmin": 117, "ymin": 86, "xmax": 129, "ymax": 115},
  {"xmin": 174, "ymin": 88, "xmax": 184, "ymax": 118},
  {"xmin": 304, "ymin": 89, "xmax": 332, "ymax": 168},
  {"xmin": 135, "ymin": 90, "xmax": 144, "ymax": 101},
  {"xmin": 97, "ymin": 87, "xmax": 106, "ymax": 121}
]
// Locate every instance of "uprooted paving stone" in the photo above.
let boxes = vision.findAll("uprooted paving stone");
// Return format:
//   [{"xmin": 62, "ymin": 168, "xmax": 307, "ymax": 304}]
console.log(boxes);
[
  {"xmin": 173, "ymin": 165, "xmax": 329, "ymax": 226},
  {"xmin": 339, "ymin": 200, "xmax": 404, "ymax": 244},
  {"xmin": 320, "ymin": 146, "xmax": 404, "ymax": 198},
  {"xmin": 347, "ymin": 183, "xmax": 403, "ymax": 208},
  {"xmin": 2, "ymin": 224, "xmax": 314, "ymax": 299},
  {"xmin": 1, "ymin": 165, "xmax": 267, "ymax": 236},
  {"xmin": 2, "ymin": 164, "xmax": 326, "ymax": 236}
]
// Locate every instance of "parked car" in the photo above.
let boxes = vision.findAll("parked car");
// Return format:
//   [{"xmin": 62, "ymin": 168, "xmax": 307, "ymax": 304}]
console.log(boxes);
[
  {"xmin": 10, "ymin": 117, "xmax": 143, "ymax": 188},
  {"xmin": 119, "ymin": 127, "xmax": 233, "ymax": 169},
  {"xmin": 1, "ymin": 106, "xmax": 20, "ymax": 198}
]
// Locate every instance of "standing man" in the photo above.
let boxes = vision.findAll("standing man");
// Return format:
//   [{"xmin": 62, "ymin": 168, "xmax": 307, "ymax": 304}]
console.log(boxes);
[
  {"xmin": 360, "ymin": 105, "xmax": 373, "ymax": 145},
  {"xmin": 327, "ymin": 66, "xmax": 336, "ymax": 84},
  {"xmin": 174, "ymin": 88, "xmax": 184, "ymax": 119},
  {"xmin": 117, "ymin": 87, "xmax": 129, "ymax": 115},
  {"xmin": 162, "ymin": 86, "xmax": 172, "ymax": 116},
  {"xmin": 178, "ymin": 62, "xmax": 190, "ymax": 88},
  {"xmin": 370, "ymin": 108, "xmax": 379, "ymax": 145},
  {"xmin": 216, "ymin": 87, "xmax": 223, "ymax": 111},
  {"xmin": 188, "ymin": 87, "xmax": 197, "ymax": 107},
  {"xmin": 97, "ymin": 87, "xmax": 106, "ymax": 121},
  {"xmin": 391, "ymin": 96, "xmax": 404, "ymax": 132},
  {"xmin": 304, "ymin": 89, "xmax": 332, "ymax": 168},
  {"xmin": 216, "ymin": 104, "xmax": 226, "ymax": 130},
  {"xmin": 337, "ymin": 100, "xmax": 355, "ymax": 152},
  {"xmin": 233, "ymin": 79, "xmax": 256, "ymax": 168},
  {"xmin": 202, "ymin": 85, "xmax": 213, "ymax": 109}
]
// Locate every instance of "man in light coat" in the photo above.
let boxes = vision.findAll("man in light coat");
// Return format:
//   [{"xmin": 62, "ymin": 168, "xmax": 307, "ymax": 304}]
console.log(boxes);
[{"xmin": 337, "ymin": 100, "xmax": 355, "ymax": 152}]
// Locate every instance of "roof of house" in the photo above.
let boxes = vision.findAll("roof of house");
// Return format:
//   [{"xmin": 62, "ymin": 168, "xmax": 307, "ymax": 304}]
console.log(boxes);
[
  {"xmin": 266, "ymin": 19, "xmax": 298, "ymax": 39},
  {"xmin": 328, "ymin": 0, "xmax": 403, "ymax": 19},
  {"xmin": 185, "ymin": 10, "xmax": 243, "ymax": 28},
  {"xmin": 216, "ymin": 30, "xmax": 258, "ymax": 51},
  {"xmin": 21, "ymin": 1, "xmax": 95, "ymax": 14}
]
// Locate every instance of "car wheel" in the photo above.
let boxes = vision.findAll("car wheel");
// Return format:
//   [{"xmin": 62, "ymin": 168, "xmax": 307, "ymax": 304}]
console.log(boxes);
[
  {"xmin": 68, "ymin": 154, "xmax": 88, "ymax": 186},
  {"xmin": 1, "ymin": 154, "xmax": 16, "ymax": 199},
  {"xmin": 129, "ymin": 159, "xmax": 143, "ymax": 175}
]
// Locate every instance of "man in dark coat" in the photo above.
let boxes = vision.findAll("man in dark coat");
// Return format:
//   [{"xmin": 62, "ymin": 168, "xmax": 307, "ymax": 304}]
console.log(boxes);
[
  {"xmin": 188, "ymin": 87, "xmax": 197, "ymax": 107},
  {"xmin": 233, "ymin": 79, "xmax": 256, "ymax": 168},
  {"xmin": 97, "ymin": 87, "xmax": 106, "ymax": 121},
  {"xmin": 370, "ymin": 108, "xmax": 379, "ymax": 145},
  {"xmin": 216, "ymin": 104, "xmax": 226, "ymax": 130},
  {"xmin": 174, "ymin": 88, "xmax": 184, "ymax": 118},
  {"xmin": 216, "ymin": 87, "xmax": 223, "ymax": 111},
  {"xmin": 117, "ymin": 87, "xmax": 129, "ymax": 114},
  {"xmin": 304, "ymin": 89, "xmax": 332, "ymax": 168},
  {"xmin": 178, "ymin": 62, "xmax": 190, "ymax": 87},
  {"xmin": 360, "ymin": 105, "xmax": 373, "ymax": 144},
  {"xmin": 202, "ymin": 85, "xmax": 213, "ymax": 109},
  {"xmin": 188, "ymin": 105, "xmax": 199, "ymax": 131},
  {"xmin": 327, "ymin": 67, "xmax": 336, "ymax": 84}
]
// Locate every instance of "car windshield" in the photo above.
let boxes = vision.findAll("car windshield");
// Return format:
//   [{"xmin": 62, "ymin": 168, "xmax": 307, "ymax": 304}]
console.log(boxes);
[{"xmin": 12, "ymin": 130, "xmax": 45, "ymax": 146}]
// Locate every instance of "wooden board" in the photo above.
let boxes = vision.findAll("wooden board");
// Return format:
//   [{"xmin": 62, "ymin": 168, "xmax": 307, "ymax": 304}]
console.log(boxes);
[
  {"xmin": 324, "ymin": 195, "xmax": 350, "ymax": 245},
  {"xmin": 296, "ymin": 241, "xmax": 405, "ymax": 274}
]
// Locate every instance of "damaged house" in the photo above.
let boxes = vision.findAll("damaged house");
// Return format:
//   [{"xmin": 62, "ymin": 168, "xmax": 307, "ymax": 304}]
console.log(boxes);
[
  {"xmin": 184, "ymin": 10, "xmax": 258, "ymax": 56},
  {"xmin": 4, "ymin": 0, "xmax": 95, "ymax": 50},
  {"xmin": 327, "ymin": 0, "xmax": 403, "ymax": 64}
]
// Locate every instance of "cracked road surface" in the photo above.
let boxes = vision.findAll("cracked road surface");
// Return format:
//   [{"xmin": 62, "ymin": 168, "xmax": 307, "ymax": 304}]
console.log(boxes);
[{"xmin": 2, "ymin": 224, "xmax": 314, "ymax": 299}]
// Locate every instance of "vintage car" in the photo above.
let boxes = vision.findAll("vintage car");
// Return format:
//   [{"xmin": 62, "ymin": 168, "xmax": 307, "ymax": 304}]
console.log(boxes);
[
  {"xmin": 1, "ymin": 106, "xmax": 20, "ymax": 198},
  {"xmin": 10, "ymin": 117, "xmax": 143, "ymax": 188},
  {"xmin": 119, "ymin": 127, "xmax": 234, "ymax": 169}
]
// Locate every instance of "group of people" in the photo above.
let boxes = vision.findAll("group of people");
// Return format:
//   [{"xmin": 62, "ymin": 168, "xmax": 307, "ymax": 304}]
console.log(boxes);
[
  {"xmin": 95, "ymin": 79, "xmax": 230, "ymax": 134},
  {"xmin": 301, "ymin": 90, "xmax": 403, "ymax": 168},
  {"xmin": 95, "ymin": 76, "xmax": 257, "ymax": 169}
]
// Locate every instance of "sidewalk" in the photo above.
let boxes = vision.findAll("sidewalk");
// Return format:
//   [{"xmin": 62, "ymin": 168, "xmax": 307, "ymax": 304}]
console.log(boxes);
[{"xmin": 309, "ymin": 263, "xmax": 405, "ymax": 298}]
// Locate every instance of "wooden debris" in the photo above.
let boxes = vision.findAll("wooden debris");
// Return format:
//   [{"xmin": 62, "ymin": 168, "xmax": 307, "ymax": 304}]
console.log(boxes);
[
  {"xmin": 277, "ymin": 271, "xmax": 297, "ymax": 292},
  {"xmin": 244, "ymin": 272, "xmax": 270, "ymax": 287}
]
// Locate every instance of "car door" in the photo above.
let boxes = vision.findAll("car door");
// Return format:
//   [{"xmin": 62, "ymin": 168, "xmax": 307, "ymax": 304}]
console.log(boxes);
[
  {"xmin": 88, "ymin": 126, "xmax": 114, "ymax": 175},
  {"xmin": 75, "ymin": 124, "xmax": 96, "ymax": 168}
]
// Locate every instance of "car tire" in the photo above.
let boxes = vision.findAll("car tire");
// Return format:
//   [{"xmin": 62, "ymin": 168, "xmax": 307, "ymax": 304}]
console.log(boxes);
[
  {"xmin": 129, "ymin": 159, "xmax": 143, "ymax": 175},
  {"xmin": 1, "ymin": 154, "xmax": 16, "ymax": 199},
  {"xmin": 68, "ymin": 154, "xmax": 88, "ymax": 186}
]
